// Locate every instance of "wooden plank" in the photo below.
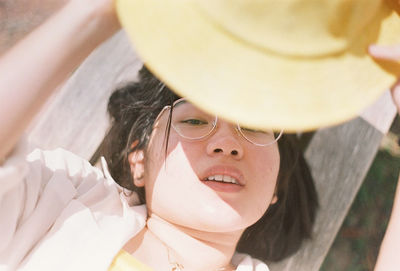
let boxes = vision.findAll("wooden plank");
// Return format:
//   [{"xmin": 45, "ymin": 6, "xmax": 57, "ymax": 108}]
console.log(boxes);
[
  {"xmin": 267, "ymin": 91, "xmax": 397, "ymax": 270},
  {"xmin": 360, "ymin": 89, "xmax": 397, "ymax": 133},
  {"xmin": 269, "ymin": 117, "xmax": 384, "ymax": 270},
  {"xmin": 27, "ymin": 31, "xmax": 142, "ymax": 160}
]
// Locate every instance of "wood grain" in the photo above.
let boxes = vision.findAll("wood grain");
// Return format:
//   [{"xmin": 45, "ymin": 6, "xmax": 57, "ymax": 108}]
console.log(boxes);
[
  {"xmin": 269, "ymin": 117, "xmax": 383, "ymax": 270},
  {"xmin": 360, "ymin": 89, "xmax": 397, "ymax": 134}
]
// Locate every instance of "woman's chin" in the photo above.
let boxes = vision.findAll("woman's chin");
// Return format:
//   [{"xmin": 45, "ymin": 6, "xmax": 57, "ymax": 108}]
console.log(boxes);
[
  {"xmin": 150, "ymin": 191, "xmax": 267, "ymax": 232},
  {"xmin": 176, "ymin": 210, "xmax": 256, "ymax": 233}
]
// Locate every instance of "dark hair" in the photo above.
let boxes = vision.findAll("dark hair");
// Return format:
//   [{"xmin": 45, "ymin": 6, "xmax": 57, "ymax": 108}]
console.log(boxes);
[{"xmin": 101, "ymin": 65, "xmax": 318, "ymax": 262}]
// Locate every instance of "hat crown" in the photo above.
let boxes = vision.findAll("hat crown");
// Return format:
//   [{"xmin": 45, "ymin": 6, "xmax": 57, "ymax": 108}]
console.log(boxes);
[{"xmin": 195, "ymin": 0, "xmax": 382, "ymax": 57}]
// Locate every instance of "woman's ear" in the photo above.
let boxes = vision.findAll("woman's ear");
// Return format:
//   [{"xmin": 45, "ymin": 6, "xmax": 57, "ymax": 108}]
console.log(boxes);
[{"xmin": 128, "ymin": 141, "xmax": 145, "ymax": 187}]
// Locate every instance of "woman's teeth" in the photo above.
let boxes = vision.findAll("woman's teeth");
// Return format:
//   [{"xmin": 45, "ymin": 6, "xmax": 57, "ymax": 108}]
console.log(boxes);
[{"xmin": 204, "ymin": 175, "xmax": 240, "ymax": 185}]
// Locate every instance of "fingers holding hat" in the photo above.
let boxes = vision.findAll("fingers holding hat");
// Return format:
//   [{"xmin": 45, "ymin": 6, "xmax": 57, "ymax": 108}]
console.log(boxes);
[
  {"xmin": 369, "ymin": 44, "xmax": 400, "ymax": 62},
  {"xmin": 368, "ymin": 44, "xmax": 400, "ymax": 114}
]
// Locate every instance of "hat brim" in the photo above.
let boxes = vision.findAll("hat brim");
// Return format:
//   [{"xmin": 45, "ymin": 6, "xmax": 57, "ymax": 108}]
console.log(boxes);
[{"xmin": 116, "ymin": 0, "xmax": 400, "ymax": 132}]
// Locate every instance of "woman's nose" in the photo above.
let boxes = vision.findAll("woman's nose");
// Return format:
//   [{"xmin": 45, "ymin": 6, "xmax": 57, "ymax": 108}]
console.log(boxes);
[{"xmin": 206, "ymin": 122, "xmax": 244, "ymax": 159}]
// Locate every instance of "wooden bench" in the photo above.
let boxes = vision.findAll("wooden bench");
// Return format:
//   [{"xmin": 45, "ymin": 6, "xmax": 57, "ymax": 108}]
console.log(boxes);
[{"xmin": 26, "ymin": 31, "xmax": 397, "ymax": 271}]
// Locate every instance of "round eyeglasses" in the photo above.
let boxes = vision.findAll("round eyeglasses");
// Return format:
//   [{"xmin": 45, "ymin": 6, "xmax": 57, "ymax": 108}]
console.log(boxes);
[{"xmin": 156, "ymin": 98, "xmax": 283, "ymax": 147}]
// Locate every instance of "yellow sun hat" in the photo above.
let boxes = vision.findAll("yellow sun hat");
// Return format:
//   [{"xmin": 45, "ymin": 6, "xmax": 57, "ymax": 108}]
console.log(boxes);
[{"xmin": 116, "ymin": 0, "xmax": 400, "ymax": 132}]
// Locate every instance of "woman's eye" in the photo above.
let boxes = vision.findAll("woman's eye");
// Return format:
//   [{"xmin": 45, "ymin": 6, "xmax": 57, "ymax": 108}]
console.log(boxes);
[
  {"xmin": 241, "ymin": 127, "xmax": 269, "ymax": 134},
  {"xmin": 241, "ymin": 127, "xmax": 259, "ymax": 133},
  {"xmin": 181, "ymin": 119, "xmax": 208, "ymax": 125}
]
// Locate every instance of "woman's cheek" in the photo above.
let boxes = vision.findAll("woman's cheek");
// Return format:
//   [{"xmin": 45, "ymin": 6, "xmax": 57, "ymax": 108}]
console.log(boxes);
[
  {"xmin": 144, "ymin": 143, "xmax": 247, "ymax": 230},
  {"xmin": 251, "ymin": 148, "xmax": 280, "ymax": 213}
]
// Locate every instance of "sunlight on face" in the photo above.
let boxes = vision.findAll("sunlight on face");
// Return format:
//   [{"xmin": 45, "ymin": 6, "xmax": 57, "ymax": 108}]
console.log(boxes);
[
  {"xmin": 151, "ymin": 143, "xmax": 247, "ymax": 231},
  {"xmin": 142, "ymin": 104, "xmax": 280, "ymax": 233}
]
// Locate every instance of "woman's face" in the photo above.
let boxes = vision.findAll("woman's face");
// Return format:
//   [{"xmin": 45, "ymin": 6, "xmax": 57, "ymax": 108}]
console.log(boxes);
[{"xmin": 136, "ymin": 100, "xmax": 280, "ymax": 233}]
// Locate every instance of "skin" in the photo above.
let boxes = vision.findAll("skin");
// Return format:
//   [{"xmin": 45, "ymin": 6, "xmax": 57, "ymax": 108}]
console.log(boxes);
[
  {"xmin": 125, "ymin": 109, "xmax": 280, "ymax": 270},
  {"xmin": 0, "ymin": 0, "xmax": 400, "ymax": 270}
]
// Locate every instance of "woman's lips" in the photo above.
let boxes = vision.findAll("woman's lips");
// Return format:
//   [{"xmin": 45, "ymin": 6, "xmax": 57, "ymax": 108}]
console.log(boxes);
[
  {"xmin": 200, "ymin": 165, "xmax": 245, "ymax": 193},
  {"xmin": 201, "ymin": 180, "xmax": 244, "ymax": 192}
]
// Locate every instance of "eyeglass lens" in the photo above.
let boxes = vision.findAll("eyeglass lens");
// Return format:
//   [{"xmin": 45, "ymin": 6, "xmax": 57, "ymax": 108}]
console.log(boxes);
[{"xmin": 171, "ymin": 100, "xmax": 279, "ymax": 146}]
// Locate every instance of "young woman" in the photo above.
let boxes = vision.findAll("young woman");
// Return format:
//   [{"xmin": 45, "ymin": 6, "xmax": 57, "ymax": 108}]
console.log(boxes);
[
  {"xmin": 0, "ymin": 0, "xmax": 397, "ymax": 270},
  {"xmin": 0, "ymin": 1, "xmax": 317, "ymax": 270}
]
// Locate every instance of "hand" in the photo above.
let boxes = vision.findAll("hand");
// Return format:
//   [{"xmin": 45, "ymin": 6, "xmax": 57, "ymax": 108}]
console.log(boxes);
[{"xmin": 368, "ymin": 44, "xmax": 400, "ymax": 114}]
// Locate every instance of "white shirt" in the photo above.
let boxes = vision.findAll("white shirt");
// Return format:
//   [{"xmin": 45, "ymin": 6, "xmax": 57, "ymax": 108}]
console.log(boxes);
[{"xmin": 0, "ymin": 141, "xmax": 269, "ymax": 271}]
